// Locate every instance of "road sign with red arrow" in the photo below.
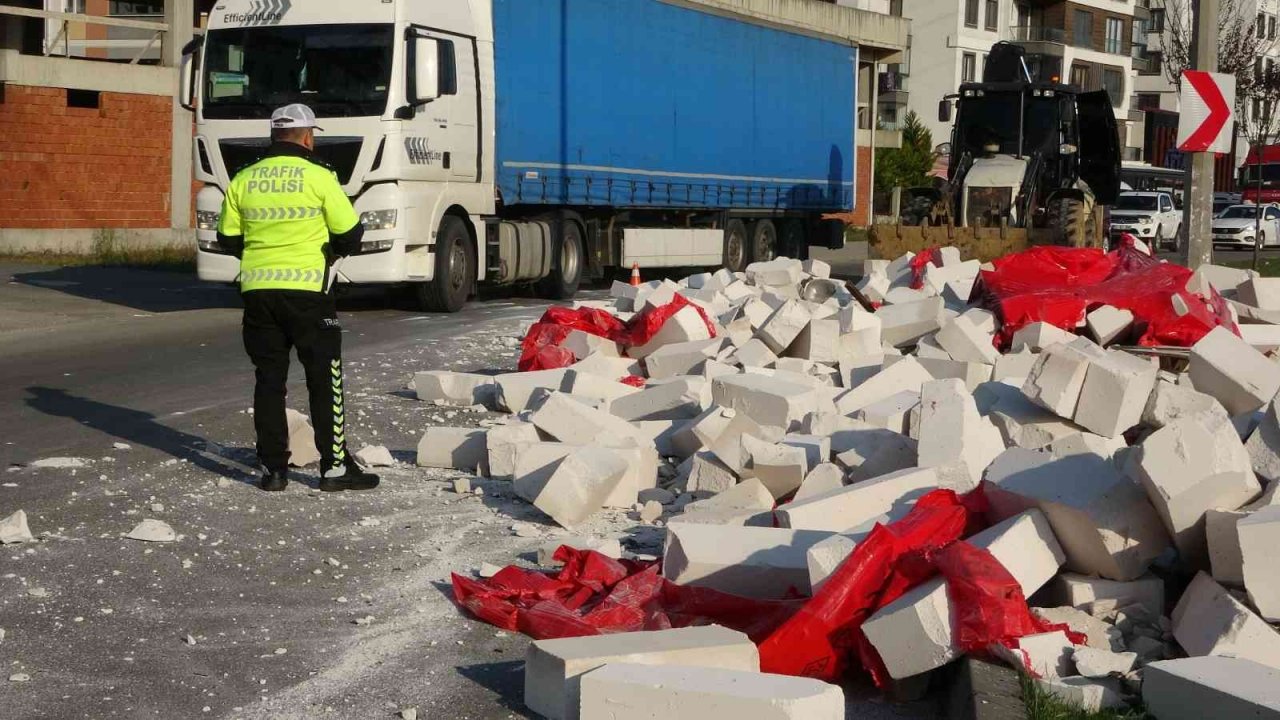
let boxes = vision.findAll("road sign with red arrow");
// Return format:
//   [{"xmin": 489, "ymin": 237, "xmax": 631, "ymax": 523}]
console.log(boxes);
[{"xmin": 1177, "ymin": 70, "xmax": 1236, "ymax": 154}]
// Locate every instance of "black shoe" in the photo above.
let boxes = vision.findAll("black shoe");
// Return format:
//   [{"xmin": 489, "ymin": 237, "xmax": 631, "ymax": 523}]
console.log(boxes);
[
  {"xmin": 319, "ymin": 458, "xmax": 379, "ymax": 492},
  {"xmin": 259, "ymin": 468, "xmax": 289, "ymax": 492}
]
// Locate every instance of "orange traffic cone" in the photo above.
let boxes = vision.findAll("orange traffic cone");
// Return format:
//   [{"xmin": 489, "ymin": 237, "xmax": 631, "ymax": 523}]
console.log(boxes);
[{"xmin": 630, "ymin": 262, "xmax": 642, "ymax": 287}]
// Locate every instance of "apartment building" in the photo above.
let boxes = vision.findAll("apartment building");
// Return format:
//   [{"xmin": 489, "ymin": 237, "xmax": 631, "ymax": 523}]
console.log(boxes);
[{"xmin": 906, "ymin": 0, "xmax": 1139, "ymax": 159}]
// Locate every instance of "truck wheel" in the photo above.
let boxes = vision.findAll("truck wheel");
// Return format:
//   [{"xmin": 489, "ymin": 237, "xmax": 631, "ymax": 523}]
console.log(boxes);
[
  {"xmin": 536, "ymin": 219, "xmax": 584, "ymax": 300},
  {"xmin": 416, "ymin": 215, "xmax": 475, "ymax": 313},
  {"xmin": 723, "ymin": 219, "xmax": 749, "ymax": 272},
  {"xmin": 750, "ymin": 219, "xmax": 778, "ymax": 262}
]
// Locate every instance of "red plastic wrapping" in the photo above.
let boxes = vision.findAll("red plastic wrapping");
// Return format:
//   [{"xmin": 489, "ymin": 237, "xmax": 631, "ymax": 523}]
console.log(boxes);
[
  {"xmin": 451, "ymin": 488, "xmax": 1073, "ymax": 688},
  {"xmin": 614, "ymin": 295, "xmax": 717, "ymax": 349},
  {"xmin": 517, "ymin": 306, "xmax": 626, "ymax": 372},
  {"xmin": 908, "ymin": 247, "xmax": 943, "ymax": 290},
  {"xmin": 978, "ymin": 239, "xmax": 1236, "ymax": 349},
  {"xmin": 619, "ymin": 375, "xmax": 648, "ymax": 388}
]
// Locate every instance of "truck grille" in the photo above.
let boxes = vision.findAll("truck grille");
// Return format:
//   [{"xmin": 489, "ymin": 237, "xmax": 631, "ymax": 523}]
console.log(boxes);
[
  {"xmin": 966, "ymin": 186, "xmax": 1013, "ymax": 228},
  {"xmin": 219, "ymin": 137, "xmax": 364, "ymax": 185}
]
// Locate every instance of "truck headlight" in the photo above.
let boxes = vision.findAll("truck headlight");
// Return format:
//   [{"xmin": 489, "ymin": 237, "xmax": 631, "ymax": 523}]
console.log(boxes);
[
  {"xmin": 196, "ymin": 210, "xmax": 220, "ymax": 231},
  {"xmin": 360, "ymin": 210, "xmax": 398, "ymax": 231}
]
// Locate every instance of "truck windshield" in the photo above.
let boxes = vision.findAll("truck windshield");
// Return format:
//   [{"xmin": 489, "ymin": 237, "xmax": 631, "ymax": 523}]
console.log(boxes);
[
  {"xmin": 1115, "ymin": 195, "xmax": 1159, "ymax": 210},
  {"xmin": 956, "ymin": 92, "xmax": 1063, "ymax": 156},
  {"xmin": 1242, "ymin": 164, "xmax": 1280, "ymax": 187},
  {"xmin": 202, "ymin": 24, "xmax": 394, "ymax": 119}
]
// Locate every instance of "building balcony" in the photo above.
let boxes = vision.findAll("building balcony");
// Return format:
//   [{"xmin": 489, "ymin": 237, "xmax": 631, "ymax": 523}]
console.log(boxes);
[{"xmin": 1011, "ymin": 25, "xmax": 1130, "ymax": 57}]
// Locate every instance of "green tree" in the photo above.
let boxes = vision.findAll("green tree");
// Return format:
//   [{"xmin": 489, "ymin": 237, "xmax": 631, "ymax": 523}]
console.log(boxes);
[{"xmin": 875, "ymin": 111, "xmax": 935, "ymax": 192}]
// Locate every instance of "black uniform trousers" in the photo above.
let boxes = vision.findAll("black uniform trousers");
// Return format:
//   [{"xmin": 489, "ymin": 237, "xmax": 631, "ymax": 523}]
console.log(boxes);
[{"xmin": 242, "ymin": 290, "xmax": 348, "ymax": 473}]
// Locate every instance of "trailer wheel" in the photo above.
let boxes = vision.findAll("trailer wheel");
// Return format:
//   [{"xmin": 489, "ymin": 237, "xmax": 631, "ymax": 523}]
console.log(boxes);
[
  {"xmin": 723, "ymin": 219, "xmax": 749, "ymax": 272},
  {"xmin": 778, "ymin": 220, "xmax": 806, "ymax": 259},
  {"xmin": 536, "ymin": 219, "xmax": 584, "ymax": 300},
  {"xmin": 416, "ymin": 215, "xmax": 475, "ymax": 313},
  {"xmin": 750, "ymin": 219, "xmax": 778, "ymax": 262}
]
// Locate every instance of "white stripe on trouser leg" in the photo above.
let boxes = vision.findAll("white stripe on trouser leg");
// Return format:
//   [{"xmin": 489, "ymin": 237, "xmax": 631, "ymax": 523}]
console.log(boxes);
[{"xmin": 331, "ymin": 358, "xmax": 346, "ymax": 463}]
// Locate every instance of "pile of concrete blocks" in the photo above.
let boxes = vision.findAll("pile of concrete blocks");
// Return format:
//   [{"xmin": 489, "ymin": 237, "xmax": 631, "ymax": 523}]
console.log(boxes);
[{"xmin": 410, "ymin": 251, "xmax": 1280, "ymax": 716}]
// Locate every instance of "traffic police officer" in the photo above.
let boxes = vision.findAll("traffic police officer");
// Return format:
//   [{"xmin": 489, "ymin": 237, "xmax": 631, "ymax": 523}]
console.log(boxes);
[{"xmin": 216, "ymin": 104, "xmax": 379, "ymax": 493}]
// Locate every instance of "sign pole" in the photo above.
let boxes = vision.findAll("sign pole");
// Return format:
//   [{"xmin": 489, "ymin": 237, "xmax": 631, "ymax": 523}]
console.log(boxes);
[{"xmin": 1183, "ymin": 0, "xmax": 1219, "ymax": 269}]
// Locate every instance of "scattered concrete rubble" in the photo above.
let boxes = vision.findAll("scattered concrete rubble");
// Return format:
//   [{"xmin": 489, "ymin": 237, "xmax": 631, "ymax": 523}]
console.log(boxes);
[
  {"xmin": 124, "ymin": 519, "xmax": 176, "ymax": 543},
  {"xmin": 416, "ymin": 253, "xmax": 1280, "ymax": 717},
  {"xmin": 0, "ymin": 510, "xmax": 33, "ymax": 544}
]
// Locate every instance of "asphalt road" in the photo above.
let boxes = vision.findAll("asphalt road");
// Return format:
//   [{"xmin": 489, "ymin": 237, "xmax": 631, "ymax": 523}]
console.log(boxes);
[{"xmin": 0, "ymin": 264, "xmax": 939, "ymax": 720}]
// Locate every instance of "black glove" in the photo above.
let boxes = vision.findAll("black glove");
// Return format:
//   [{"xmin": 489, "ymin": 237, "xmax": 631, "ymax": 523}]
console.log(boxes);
[
  {"xmin": 329, "ymin": 223, "xmax": 366, "ymax": 258},
  {"xmin": 215, "ymin": 232, "xmax": 245, "ymax": 259}
]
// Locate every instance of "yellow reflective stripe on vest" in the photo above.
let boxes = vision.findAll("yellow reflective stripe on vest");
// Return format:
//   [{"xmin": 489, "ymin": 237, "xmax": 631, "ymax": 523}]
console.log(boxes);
[
  {"xmin": 240, "ymin": 268, "xmax": 325, "ymax": 284},
  {"xmin": 242, "ymin": 207, "xmax": 323, "ymax": 221}
]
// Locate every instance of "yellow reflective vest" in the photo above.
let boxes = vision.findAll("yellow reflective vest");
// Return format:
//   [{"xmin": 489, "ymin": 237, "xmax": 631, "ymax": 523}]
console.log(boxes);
[{"xmin": 218, "ymin": 146, "xmax": 360, "ymax": 293}]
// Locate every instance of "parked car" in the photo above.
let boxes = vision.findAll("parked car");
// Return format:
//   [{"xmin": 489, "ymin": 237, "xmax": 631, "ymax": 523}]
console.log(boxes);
[
  {"xmin": 1212, "ymin": 204, "xmax": 1280, "ymax": 249},
  {"xmin": 1108, "ymin": 191, "xmax": 1182, "ymax": 250}
]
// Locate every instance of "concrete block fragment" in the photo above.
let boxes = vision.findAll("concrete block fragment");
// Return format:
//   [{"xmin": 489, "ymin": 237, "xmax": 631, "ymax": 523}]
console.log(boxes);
[
  {"xmin": 1238, "ymin": 277, "xmax": 1280, "ymax": 310},
  {"xmin": 1172, "ymin": 572, "xmax": 1280, "ymax": 670},
  {"xmin": 679, "ymin": 452, "xmax": 739, "ymax": 495},
  {"xmin": 1142, "ymin": 381, "xmax": 1230, "ymax": 431},
  {"xmin": 741, "ymin": 435, "xmax": 809, "ymax": 499},
  {"xmin": 994, "ymin": 349, "xmax": 1038, "ymax": 383},
  {"xmin": 917, "ymin": 357, "xmax": 994, "ymax": 392},
  {"xmin": 790, "ymin": 317, "xmax": 840, "ymax": 363},
  {"xmin": 413, "ymin": 370, "xmax": 495, "ymax": 406},
  {"xmin": 802, "ymin": 258, "xmax": 832, "ymax": 279},
  {"xmin": 561, "ymin": 330, "xmax": 622, "ymax": 360},
  {"xmin": 711, "ymin": 374, "xmax": 818, "ymax": 432},
  {"xmin": 835, "ymin": 356, "xmax": 932, "ymax": 415},
  {"xmin": 629, "ymin": 306, "xmax": 714, "ymax": 359},
  {"xmin": 579, "ymin": 663, "xmax": 844, "ymax": 720},
  {"xmin": 837, "ymin": 306, "xmax": 883, "ymax": 355},
  {"xmin": 863, "ymin": 510, "xmax": 1066, "ymax": 679},
  {"xmin": 986, "ymin": 448, "xmax": 1171, "ymax": 581},
  {"xmin": 1238, "ymin": 505, "xmax": 1280, "ymax": 620},
  {"xmin": 855, "ymin": 390, "xmax": 919, "ymax": 434},
  {"xmin": 883, "ymin": 287, "xmax": 927, "ymax": 305},
  {"xmin": 0, "ymin": 510, "xmax": 33, "ymax": 544},
  {"xmin": 562, "ymin": 369, "xmax": 640, "ymax": 405},
  {"xmin": 833, "ymin": 427, "xmax": 919, "ymax": 482},
  {"xmin": 1046, "ymin": 573, "xmax": 1165, "ymax": 618},
  {"xmin": 916, "ymin": 379, "xmax": 1005, "ymax": 491},
  {"xmin": 838, "ymin": 352, "xmax": 886, "ymax": 390},
  {"xmin": 1192, "ymin": 264, "xmax": 1259, "ymax": 296},
  {"xmin": 804, "ymin": 529, "xmax": 874, "ymax": 591},
  {"xmin": 1144, "ymin": 657, "xmax": 1280, "ymax": 720},
  {"xmin": 1087, "ymin": 306, "xmax": 1135, "ymax": 346},
  {"xmin": 729, "ymin": 338, "xmax": 778, "ymax": 368},
  {"xmin": 1206, "ymin": 508, "xmax": 1249, "ymax": 587},
  {"xmin": 758, "ymin": 300, "xmax": 812, "ymax": 354},
  {"xmin": 914, "ymin": 334, "xmax": 952, "ymax": 360},
  {"xmin": 1022, "ymin": 340, "xmax": 1101, "ymax": 419},
  {"xmin": 1034, "ymin": 677, "xmax": 1124, "ymax": 712},
  {"xmin": 673, "ymin": 477, "xmax": 774, "ymax": 527},
  {"xmin": 634, "ymin": 419, "xmax": 681, "ymax": 457},
  {"xmin": 705, "ymin": 412, "xmax": 784, "ymax": 475},
  {"xmin": 416, "ymin": 427, "xmax": 488, "ymax": 472},
  {"xmin": 663, "ymin": 523, "xmax": 839, "ymax": 598},
  {"xmin": 518, "ymin": 446, "xmax": 627, "ymax": 528},
  {"xmin": 1189, "ymin": 326, "xmax": 1280, "ymax": 416},
  {"xmin": 993, "ymin": 630, "xmax": 1074, "ymax": 678},
  {"xmin": 284, "ymin": 409, "xmax": 321, "ymax": 468},
  {"xmin": 936, "ymin": 315, "xmax": 999, "ymax": 364},
  {"xmin": 1247, "ymin": 399, "xmax": 1280, "ymax": 483},
  {"xmin": 532, "ymin": 392, "xmax": 653, "ymax": 449},
  {"xmin": 524, "ymin": 626, "xmax": 759, "ymax": 720},
  {"xmin": 1128, "ymin": 416, "xmax": 1261, "ymax": 565},
  {"xmin": 777, "ymin": 467, "xmax": 939, "ymax": 532},
  {"xmin": 643, "ymin": 338, "xmax": 720, "ymax": 379},
  {"xmin": 1073, "ymin": 348, "xmax": 1158, "ymax": 438},
  {"xmin": 793, "ymin": 463, "xmax": 845, "ymax": 503},
  {"xmin": 1239, "ymin": 323, "xmax": 1280, "ymax": 353},
  {"xmin": 1012, "ymin": 322, "xmax": 1076, "ymax": 353},
  {"xmin": 496, "ymin": 370, "xmax": 569, "ymax": 414},
  {"xmin": 611, "ymin": 377, "xmax": 705, "ymax": 421},
  {"xmin": 1044, "ymin": 431, "xmax": 1125, "ymax": 463},
  {"xmin": 1032, "ymin": 606, "xmax": 1125, "ymax": 652},
  {"xmin": 570, "ymin": 352, "xmax": 642, "ymax": 380},
  {"xmin": 1071, "ymin": 646, "xmax": 1137, "ymax": 677},
  {"xmin": 876, "ymin": 297, "xmax": 945, "ymax": 347},
  {"xmin": 746, "ymin": 258, "xmax": 803, "ymax": 287}
]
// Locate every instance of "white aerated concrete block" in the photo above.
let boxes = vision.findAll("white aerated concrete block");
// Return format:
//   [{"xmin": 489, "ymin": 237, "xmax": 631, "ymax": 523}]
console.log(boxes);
[
  {"xmin": 833, "ymin": 426, "xmax": 918, "ymax": 482},
  {"xmin": 563, "ymin": 369, "xmax": 639, "ymax": 405},
  {"xmin": 1071, "ymin": 646, "xmax": 1137, "ymax": 677},
  {"xmin": 1011, "ymin": 322, "xmax": 1076, "ymax": 353},
  {"xmin": 611, "ymin": 377, "xmax": 705, "ymax": 421},
  {"xmin": 679, "ymin": 452, "xmax": 739, "ymax": 495},
  {"xmin": 663, "ymin": 523, "xmax": 839, "ymax": 598},
  {"xmin": 285, "ymin": 409, "xmax": 321, "ymax": 467},
  {"xmin": 1238, "ymin": 506, "xmax": 1280, "ymax": 620},
  {"xmin": 629, "ymin": 306, "xmax": 713, "ymax": 359},
  {"xmin": 1086, "ymin": 306, "xmax": 1135, "ymax": 346},
  {"xmin": 711, "ymin": 374, "xmax": 818, "ymax": 432},
  {"xmin": 747, "ymin": 258, "xmax": 803, "ymax": 287},
  {"xmin": 863, "ymin": 510, "xmax": 1065, "ymax": 679},
  {"xmin": 838, "ymin": 306, "xmax": 883, "ymax": 356},
  {"xmin": 519, "ymin": 446, "xmax": 627, "ymax": 528},
  {"xmin": 1172, "ymin": 572, "xmax": 1280, "ymax": 671},
  {"xmin": 1247, "ymin": 399, "xmax": 1280, "ymax": 483},
  {"xmin": 1239, "ymin": 323, "xmax": 1280, "ymax": 353},
  {"xmin": 1190, "ymin": 326, "xmax": 1280, "ymax": 416},
  {"xmin": 855, "ymin": 390, "xmax": 919, "ymax": 434},
  {"xmin": 986, "ymin": 448, "xmax": 1171, "ymax": 581},
  {"xmin": 413, "ymin": 370, "xmax": 495, "ymax": 406},
  {"xmin": 1034, "ymin": 677, "xmax": 1124, "ymax": 712},
  {"xmin": 645, "ymin": 338, "xmax": 721, "ymax": 379},
  {"xmin": 835, "ymin": 356, "xmax": 932, "ymax": 415},
  {"xmin": 916, "ymin": 357, "xmax": 994, "ymax": 392},
  {"xmin": 1144, "ymin": 657, "xmax": 1280, "ymax": 720},
  {"xmin": 790, "ymin": 318, "xmax": 840, "ymax": 363},
  {"xmin": 730, "ymin": 338, "xmax": 778, "ymax": 368},
  {"xmin": 570, "ymin": 352, "xmax": 642, "ymax": 380},
  {"xmin": 485, "ymin": 422, "xmax": 543, "ymax": 480},
  {"xmin": 876, "ymin": 297, "xmax": 946, "ymax": 347},
  {"xmin": 1142, "ymin": 381, "xmax": 1230, "ymax": 431},
  {"xmin": 1128, "ymin": 416, "xmax": 1261, "ymax": 565},
  {"xmin": 936, "ymin": 315, "xmax": 999, "ymax": 364},
  {"xmin": 532, "ymin": 392, "xmax": 653, "ymax": 449},
  {"xmin": 496, "ymin": 369, "xmax": 569, "ymax": 414},
  {"xmin": 524, "ymin": 626, "xmax": 759, "ymax": 720},
  {"xmin": 561, "ymin": 330, "xmax": 621, "ymax": 360},
  {"xmin": 1207, "ymin": 509, "xmax": 1249, "ymax": 587},
  {"xmin": 1073, "ymin": 349, "xmax": 1158, "ymax": 438},
  {"xmin": 673, "ymin": 477, "xmax": 774, "ymax": 527},
  {"xmin": 1032, "ymin": 606, "xmax": 1124, "ymax": 652},
  {"xmin": 742, "ymin": 435, "xmax": 809, "ymax": 499},
  {"xmin": 993, "ymin": 630, "xmax": 1074, "ymax": 678},
  {"xmin": 994, "ymin": 349, "xmax": 1038, "ymax": 383},
  {"xmin": 579, "ymin": 664, "xmax": 844, "ymax": 720},
  {"xmin": 803, "ymin": 258, "xmax": 832, "ymax": 279},
  {"xmin": 759, "ymin": 300, "xmax": 812, "ymax": 354},
  {"xmin": 416, "ymin": 427, "xmax": 487, "ymax": 472},
  {"xmin": 1047, "ymin": 573, "xmax": 1164, "ymax": 618},
  {"xmin": 805, "ymin": 529, "xmax": 872, "ymax": 590},
  {"xmin": 1022, "ymin": 340, "xmax": 1101, "ymax": 419},
  {"xmin": 916, "ymin": 379, "xmax": 1004, "ymax": 491},
  {"xmin": 794, "ymin": 463, "xmax": 845, "ymax": 503},
  {"xmin": 1238, "ymin": 277, "xmax": 1280, "ymax": 310},
  {"xmin": 776, "ymin": 466, "xmax": 939, "ymax": 532}
]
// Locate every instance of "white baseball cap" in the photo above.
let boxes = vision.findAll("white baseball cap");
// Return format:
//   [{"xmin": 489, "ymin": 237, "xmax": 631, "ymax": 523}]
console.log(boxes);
[{"xmin": 270, "ymin": 103, "xmax": 323, "ymax": 131}]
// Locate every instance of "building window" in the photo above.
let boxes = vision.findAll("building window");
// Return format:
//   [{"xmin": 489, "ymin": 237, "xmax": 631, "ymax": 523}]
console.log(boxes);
[
  {"xmin": 1105, "ymin": 17, "xmax": 1123, "ymax": 54},
  {"xmin": 1070, "ymin": 63, "xmax": 1090, "ymax": 89},
  {"xmin": 1270, "ymin": 15, "xmax": 1276, "ymax": 40},
  {"xmin": 962, "ymin": 52, "xmax": 977, "ymax": 82},
  {"xmin": 1147, "ymin": 49, "xmax": 1163, "ymax": 73},
  {"xmin": 109, "ymin": 0, "xmax": 163, "ymax": 13},
  {"xmin": 985, "ymin": 0, "xmax": 999, "ymax": 31},
  {"xmin": 1137, "ymin": 93, "xmax": 1161, "ymax": 111},
  {"xmin": 1102, "ymin": 68, "xmax": 1124, "ymax": 104},
  {"xmin": 1260, "ymin": 13, "xmax": 1267, "ymax": 39},
  {"xmin": 1074, "ymin": 10, "xmax": 1093, "ymax": 48},
  {"xmin": 965, "ymin": 0, "xmax": 979, "ymax": 28},
  {"xmin": 1150, "ymin": 8, "xmax": 1164, "ymax": 33}
]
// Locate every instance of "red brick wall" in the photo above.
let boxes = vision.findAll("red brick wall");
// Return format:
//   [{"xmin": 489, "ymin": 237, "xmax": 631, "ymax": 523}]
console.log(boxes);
[
  {"xmin": 0, "ymin": 85, "xmax": 173, "ymax": 229},
  {"xmin": 852, "ymin": 146, "xmax": 873, "ymax": 227}
]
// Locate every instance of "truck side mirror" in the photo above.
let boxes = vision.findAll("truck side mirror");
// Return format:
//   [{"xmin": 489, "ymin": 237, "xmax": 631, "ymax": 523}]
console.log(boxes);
[
  {"xmin": 411, "ymin": 36, "xmax": 442, "ymax": 105},
  {"xmin": 179, "ymin": 36, "xmax": 203, "ymax": 113},
  {"xmin": 938, "ymin": 99, "xmax": 952, "ymax": 123}
]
